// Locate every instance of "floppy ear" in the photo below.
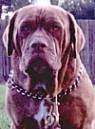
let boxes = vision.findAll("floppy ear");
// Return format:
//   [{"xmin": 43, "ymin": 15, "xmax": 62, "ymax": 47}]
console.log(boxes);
[
  {"xmin": 2, "ymin": 12, "xmax": 17, "ymax": 56},
  {"xmin": 76, "ymin": 25, "xmax": 85, "ymax": 52},
  {"xmin": 68, "ymin": 13, "xmax": 85, "ymax": 58},
  {"xmin": 58, "ymin": 12, "xmax": 85, "ymax": 89}
]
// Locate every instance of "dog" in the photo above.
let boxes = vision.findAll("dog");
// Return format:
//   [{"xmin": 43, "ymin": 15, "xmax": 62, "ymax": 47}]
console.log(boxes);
[{"xmin": 3, "ymin": 5, "xmax": 95, "ymax": 129}]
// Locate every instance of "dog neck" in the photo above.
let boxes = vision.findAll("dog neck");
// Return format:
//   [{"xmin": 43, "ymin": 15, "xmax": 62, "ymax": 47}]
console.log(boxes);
[{"xmin": 6, "ymin": 65, "xmax": 83, "ymax": 104}]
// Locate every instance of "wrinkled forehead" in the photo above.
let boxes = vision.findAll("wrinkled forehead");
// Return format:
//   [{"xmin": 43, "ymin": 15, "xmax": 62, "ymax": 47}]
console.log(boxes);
[{"xmin": 15, "ymin": 5, "xmax": 68, "ymax": 25}]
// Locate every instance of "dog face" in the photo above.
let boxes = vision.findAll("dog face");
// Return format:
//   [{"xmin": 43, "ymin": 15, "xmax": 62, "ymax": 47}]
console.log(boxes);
[{"xmin": 3, "ymin": 5, "xmax": 85, "ymax": 96}]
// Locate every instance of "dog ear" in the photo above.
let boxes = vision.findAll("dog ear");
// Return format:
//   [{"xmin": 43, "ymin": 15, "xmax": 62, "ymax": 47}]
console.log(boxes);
[
  {"xmin": 2, "ymin": 12, "xmax": 17, "ymax": 56},
  {"xmin": 76, "ymin": 25, "xmax": 85, "ymax": 52},
  {"xmin": 68, "ymin": 13, "xmax": 85, "ymax": 58}
]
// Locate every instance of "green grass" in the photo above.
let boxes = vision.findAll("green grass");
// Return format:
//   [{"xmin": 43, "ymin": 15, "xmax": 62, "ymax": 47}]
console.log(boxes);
[{"xmin": 0, "ymin": 85, "xmax": 10, "ymax": 129}]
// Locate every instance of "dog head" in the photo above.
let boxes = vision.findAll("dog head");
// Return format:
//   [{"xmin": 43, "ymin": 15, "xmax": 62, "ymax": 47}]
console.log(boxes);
[{"xmin": 3, "ymin": 5, "xmax": 85, "ymax": 96}]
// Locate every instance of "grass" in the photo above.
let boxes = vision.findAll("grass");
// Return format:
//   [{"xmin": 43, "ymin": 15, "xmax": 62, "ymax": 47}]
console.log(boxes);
[{"xmin": 0, "ymin": 85, "xmax": 10, "ymax": 129}]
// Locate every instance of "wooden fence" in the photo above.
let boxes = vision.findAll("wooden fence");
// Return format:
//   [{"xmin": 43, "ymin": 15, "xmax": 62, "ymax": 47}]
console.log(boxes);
[
  {"xmin": 0, "ymin": 20, "xmax": 11, "ymax": 83},
  {"xmin": 78, "ymin": 20, "xmax": 95, "ymax": 84},
  {"xmin": 0, "ymin": 20, "xmax": 95, "ymax": 83}
]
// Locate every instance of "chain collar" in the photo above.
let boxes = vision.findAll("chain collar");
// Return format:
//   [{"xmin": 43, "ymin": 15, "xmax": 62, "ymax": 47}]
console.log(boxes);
[
  {"xmin": 6, "ymin": 72, "xmax": 46, "ymax": 100},
  {"xmin": 57, "ymin": 67, "xmax": 82, "ymax": 103},
  {"xmin": 6, "ymin": 67, "xmax": 83, "ymax": 103}
]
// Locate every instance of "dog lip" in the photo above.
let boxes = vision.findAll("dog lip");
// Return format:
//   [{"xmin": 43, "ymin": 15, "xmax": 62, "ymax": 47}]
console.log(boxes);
[{"xmin": 25, "ymin": 56, "xmax": 53, "ymax": 75}]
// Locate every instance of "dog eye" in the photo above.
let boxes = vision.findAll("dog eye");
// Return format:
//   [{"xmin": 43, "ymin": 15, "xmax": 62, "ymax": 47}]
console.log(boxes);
[
  {"xmin": 48, "ymin": 24, "xmax": 61, "ymax": 34},
  {"xmin": 21, "ymin": 24, "xmax": 30, "ymax": 31},
  {"xmin": 19, "ymin": 22, "xmax": 37, "ymax": 38},
  {"xmin": 20, "ymin": 24, "xmax": 32, "ymax": 36},
  {"xmin": 47, "ymin": 24, "xmax": 61, "ymax": 39},
  {"xmin": 53, "ymin": 25, "xmax": 60, "ymax": 32}
]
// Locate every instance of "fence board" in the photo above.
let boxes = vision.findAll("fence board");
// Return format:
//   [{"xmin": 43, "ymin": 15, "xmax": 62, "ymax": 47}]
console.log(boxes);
[{"xmin": 78, "ymin": 20, "xmax": 95, "ymax": 83}]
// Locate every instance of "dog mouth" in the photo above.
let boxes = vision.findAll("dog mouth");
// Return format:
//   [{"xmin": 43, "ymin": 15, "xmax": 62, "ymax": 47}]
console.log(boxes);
[
  {"xmin": 25, "ymin": 57, "xmax": 51, "ymax": 74},
  {"xmin": 25, "ymin": 57, "xmax": 54, "ymax": 75},
  {"xmin": 25, "ymin": 57, "xmax": 56, "ymax": 93}
]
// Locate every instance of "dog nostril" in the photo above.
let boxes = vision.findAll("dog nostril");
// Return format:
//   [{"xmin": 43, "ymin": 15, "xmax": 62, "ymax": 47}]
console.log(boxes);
[{"xmin": 32, "ymin": 43, "xmax": 46, "ymax": 50}]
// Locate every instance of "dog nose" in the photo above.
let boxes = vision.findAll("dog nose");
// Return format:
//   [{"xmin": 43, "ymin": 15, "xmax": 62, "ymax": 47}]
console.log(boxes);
[{"xmin": 32, "ymin": 43, "xmax": 46, "ymax": 51}]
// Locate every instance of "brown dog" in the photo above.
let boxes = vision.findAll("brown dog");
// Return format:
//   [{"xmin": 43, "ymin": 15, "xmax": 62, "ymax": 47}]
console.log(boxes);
[{"xmin": 3, "ymin": 5, "xmax": 95, "ymax": 129}]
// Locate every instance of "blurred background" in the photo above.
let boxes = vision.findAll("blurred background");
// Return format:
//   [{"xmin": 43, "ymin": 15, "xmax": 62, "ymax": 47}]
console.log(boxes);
[{"xmin": 0, "ymin": 0, "xmax": 95, "ymax": 128}]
